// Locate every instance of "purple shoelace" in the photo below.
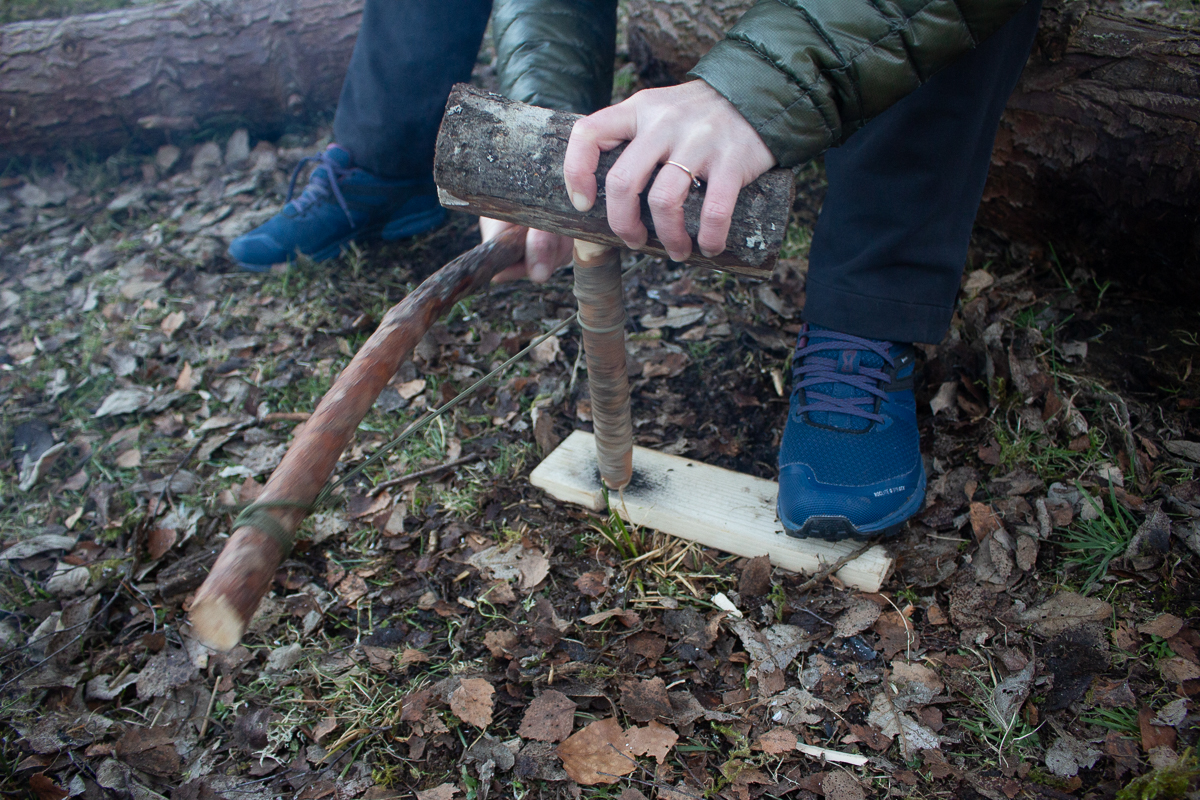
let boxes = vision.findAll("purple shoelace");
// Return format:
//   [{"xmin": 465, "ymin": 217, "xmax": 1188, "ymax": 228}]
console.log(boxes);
[
  {"xmin": 286, "ymin": 149, "xmax": 356, "ymax": 228},
  {"xmin": 792, "ymin": 326, "xmax": 895, "ymax": 423}
]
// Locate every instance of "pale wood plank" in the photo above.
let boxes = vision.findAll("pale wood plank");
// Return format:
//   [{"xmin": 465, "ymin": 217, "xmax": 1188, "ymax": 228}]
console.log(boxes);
[{"xmin": 530, "ymin": 430, "xmax": 893, "ymax": 592}]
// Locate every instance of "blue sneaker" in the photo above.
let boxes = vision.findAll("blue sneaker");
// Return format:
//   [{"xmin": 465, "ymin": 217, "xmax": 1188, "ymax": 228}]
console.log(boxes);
[
  {"xmin": 229, "ymin": 144, "xmax": 447, "ymax": 272},
  {"xmin": 777, "ymin": 323, "xmax": 926, "ymax": 540}
]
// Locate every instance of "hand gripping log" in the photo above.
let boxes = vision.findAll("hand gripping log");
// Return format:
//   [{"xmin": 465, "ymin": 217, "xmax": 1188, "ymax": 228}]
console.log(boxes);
[
  {"xmin": 435, "ymin": 85, "xmax": 794, "ymax": 489},
  {"xmin": 188, "ymin": 227, "xmax": 526, "ymax": 651}
]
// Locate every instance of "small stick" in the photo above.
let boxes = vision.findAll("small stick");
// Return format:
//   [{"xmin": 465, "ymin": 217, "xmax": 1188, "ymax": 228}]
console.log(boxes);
[
  {"xmin": 366, "ymin": 454, "xmax": 482, "ymax": 496},
  {"xmin": 198, "ymin": 671, "xmax": 220, "ymax": 739},
  {"xmin": 793, "ymin": 539, "xmax": 876, "ymax": 594}
]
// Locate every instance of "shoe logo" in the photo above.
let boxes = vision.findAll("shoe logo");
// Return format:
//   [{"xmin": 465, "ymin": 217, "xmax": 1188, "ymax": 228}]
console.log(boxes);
[{"xmin": 874, "ymin": 485, "xmax": 906, "ymax": 497}]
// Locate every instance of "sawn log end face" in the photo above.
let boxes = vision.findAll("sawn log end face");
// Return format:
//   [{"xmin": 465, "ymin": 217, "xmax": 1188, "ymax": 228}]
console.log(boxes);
[{"xmin": 435, "ymin": 84, "xmax": 793, "ymax": 279}]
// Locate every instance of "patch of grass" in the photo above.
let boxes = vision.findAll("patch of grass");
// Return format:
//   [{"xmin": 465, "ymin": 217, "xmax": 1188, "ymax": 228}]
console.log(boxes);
[
  {"xmin": 1081, "ymin": 707, "xmax": 1140, "ymax": 737},
  {"xmin": 1057, "ymin": 483, "xmax": 1137, "ymax": 593},
  {"xmin": 994, "ymin": 423, "xmax": 1104, "ymax": 482},
  {"xmin": 779, "ymin": 216, "xmax": 812, "ymax": 261},
  {"xmin": 594, "ymin": 498, "xmax": 645, "ymax": 560}
]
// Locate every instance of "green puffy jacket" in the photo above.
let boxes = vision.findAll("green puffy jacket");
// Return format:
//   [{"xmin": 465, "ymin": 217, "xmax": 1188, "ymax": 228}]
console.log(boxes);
[{"xmin": 494, "ymin": 0, "xmax": 1029, "ymax": 168}]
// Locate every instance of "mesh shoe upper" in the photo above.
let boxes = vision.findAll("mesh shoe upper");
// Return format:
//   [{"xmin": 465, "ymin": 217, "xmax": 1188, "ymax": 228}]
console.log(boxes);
[
  {"xmin": 777, "ymin": 323, "xmax": 925, "ymax": 536},
  {"xmin": 228, "ymin": 144, "xmax": 442, "ymax": 270}
]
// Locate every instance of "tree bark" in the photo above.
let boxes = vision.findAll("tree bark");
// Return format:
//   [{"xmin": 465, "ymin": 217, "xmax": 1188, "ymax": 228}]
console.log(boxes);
[
  {"xmin": 628, "ymin": 0, "xmax": 1200, "ymax": 276},
  {"xmin": 0, "ymin": 0, "xmax": 364, "ymax": 157},
  {"xmin": 434, "ymin": 85, "xmax": 794, "ymax": 278}
]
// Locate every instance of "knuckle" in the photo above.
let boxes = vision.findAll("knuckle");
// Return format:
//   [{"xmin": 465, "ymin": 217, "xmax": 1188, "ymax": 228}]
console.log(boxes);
[
  {"xmin": 701, "ymin": 199, "xmax": 733, "ymax": 224},
  {"xmin": 604, "ymin": 167, "xmax": 636, "ymax": 196},
  {"xmin": 647, "ymin": 187, "xmax": 682, "ymax": 214}
]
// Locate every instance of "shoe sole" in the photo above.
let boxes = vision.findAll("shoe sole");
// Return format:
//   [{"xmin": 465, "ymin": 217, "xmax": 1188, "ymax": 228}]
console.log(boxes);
[
  {"xmin": 778, "ymin": 468, "xmax": 927, "ymax": 542},
  {"xmin": 235, "ymin": 207, "xmax": 447, "ymax": 273}
]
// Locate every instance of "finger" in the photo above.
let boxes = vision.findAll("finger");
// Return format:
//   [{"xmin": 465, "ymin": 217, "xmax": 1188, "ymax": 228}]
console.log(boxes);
[
  {"xmin": 525, "ymin": 230, "xmax": 572, "ymax": 283},
  {"xmin": 695, "ymin": 166, "xmax": 742, "ymax": 258},
  {"xmin": 564, "ymin": 104, "xmax": 638, "ymax": 212},
  {"xmin": 478, "ymin": 216, "xmax": 508, "ymax": 242},
  {"xmin": 646, "ymin": 162, "xmax": 696, "ymax": 262},
  {"xmin": 604, "ymin": 138, "xmax": 667, "ymax": 250},
  {"xmin": 491, "ymin": 262, "xmax": 530, "ymax": 284}
]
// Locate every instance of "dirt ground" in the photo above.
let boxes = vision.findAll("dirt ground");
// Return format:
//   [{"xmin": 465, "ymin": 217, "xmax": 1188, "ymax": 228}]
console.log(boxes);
[{"xmin": 5, "ymin": 23, "xmax": 1200, "ymax": 800}]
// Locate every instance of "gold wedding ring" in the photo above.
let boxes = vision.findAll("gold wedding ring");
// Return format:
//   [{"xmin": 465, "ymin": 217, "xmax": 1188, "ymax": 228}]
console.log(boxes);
[{"xmin": 664, "ymin": 160, "xmax": 701, "ymax": 190}]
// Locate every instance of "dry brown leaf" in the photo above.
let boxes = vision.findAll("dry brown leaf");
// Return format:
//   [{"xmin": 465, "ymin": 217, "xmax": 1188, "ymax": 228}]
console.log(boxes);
[
  {"xmin": 620, "ymin": 677, "xmax": 672, "ymax": 723},
  {"xmin": 146, "ymin": 528, "xmax": 176, "ymax": 561},
  {"xmin": 396, "ymin": 378, "xmax": 427, "ymax": 400},
  {"xmin": 312, "ymin": 716, "xmax": 337, "ymax": 744},
  {"xmin": 574, "ymin": 570, "xmax": 609, "ymax": 597},
  {"xmin": 336, "ymin": 574, "xmax": 368, "ymax": 606},
  {"xmin": 175, "ymin": 362, "xmax": 196, "ymax": 392},
  {"xmin": 755, "ymin": 727, "xmax": 797, "ymax": 755},
  {"xmin": 399, "ymin": 649, "xmax": 431, "ymax": 667},
  {"xmin": 518, "ymin": 690, "xmax": 577, "ymax": 743},
  {"xmin": 556, "ymin": 717, "xmax": 637, "ymax": 785},
  {"xmin": 160, "ymin": 310, "xmax": 186, "ymax": 337},
  {"xmin": 849, "ymin": 723, "xmax": 894, "ymax": 751},
  {"xmin": 483, "ymin": 630, "xmax": 519, "ymax": 658},
  {"xmin": 115, "ymin": 447, "xmax": 142, "ymax": 469},
  {"xmin": 518, "ymin": 549, "xmax": 550, "ymax": 592},
  {"xmin": 1160, "ymin": 657, "xmax": 1200, "ymax": 684},
  {"xmin": 415, "ymin": 783, "xmax": 458, "ymax": 800},
  {"xmin": 738, "ymin": 555, "xmax": 772, "ymax": 597},
  {"xmin": 1139, "ymin": 614, "xmax": 1185, "ymax": 640},
  {"xmin": 581, "ymin": 608, "xmax": 640, "ymax": 626},
  {"xmin": 29, "ymin": 773, "xmax": 67, "ymax": 800},
  {"xmin": 969, "ymin": 502, "xmax": 1003, "ymax": 541},
  {"xmin": 449, "ymin": 678, "xmax": 494, "ymax": 728},
  {"xmin": 823, "ymin": 771, "xmax": 865, "ymax": 800},
  {"xmin": 625, "ymin": 720, "xmax": 678, "ymax": 764},
  {"xmin": 834, "ymin": 597, "xmax": 882, "ymax": 639},
  {"xmin": 1016, "ymin": 591, "xmax": 1112, "ymax": 637}
]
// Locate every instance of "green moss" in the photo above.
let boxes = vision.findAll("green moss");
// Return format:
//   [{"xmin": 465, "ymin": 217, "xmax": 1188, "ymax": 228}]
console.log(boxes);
[{"xmin": 1117, "ymin": 751, "xmax": 1200, "ymax": 800}]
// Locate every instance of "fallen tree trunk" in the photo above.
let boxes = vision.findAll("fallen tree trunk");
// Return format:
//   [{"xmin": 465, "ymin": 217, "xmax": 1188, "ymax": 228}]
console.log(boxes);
[
  {"xmin": 628, "ymin": 0, "xmax": 1200, "ymax": 278},
  {"xmin": 0, "ymin": 0, "xmax": 364, "ymax": 157}
]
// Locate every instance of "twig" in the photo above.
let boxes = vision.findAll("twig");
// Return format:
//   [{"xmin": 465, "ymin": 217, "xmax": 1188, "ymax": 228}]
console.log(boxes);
[
  {"xmin": 794, "ymin": 539, "xmax": 877, "ymax": 594},
  {"xmin": 366, "ymin": 454, "xmax": 482, "ymax": 497},
  {"xmin": 198, "ymin": 671, "xmax": 220, "ymax": 739}
]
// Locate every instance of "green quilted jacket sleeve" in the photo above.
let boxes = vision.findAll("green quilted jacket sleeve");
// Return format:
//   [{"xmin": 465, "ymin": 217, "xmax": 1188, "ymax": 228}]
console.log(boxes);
[
  {"xmin": 492, "ymin": 0, "xmax": 619, "ymax": 115},
  {"xmin": 689, "ymin": 0, "xmax": 1030, "ymax": 167}
]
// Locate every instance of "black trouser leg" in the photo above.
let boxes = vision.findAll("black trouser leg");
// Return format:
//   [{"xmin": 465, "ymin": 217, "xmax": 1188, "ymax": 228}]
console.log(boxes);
[
  {"xmin": 333, "ymin": 0, "xmax": 494, "ymax": 180},
  {"xmin": 803, "ymin": 0, "xmax": 1044, "ymax": 345}
]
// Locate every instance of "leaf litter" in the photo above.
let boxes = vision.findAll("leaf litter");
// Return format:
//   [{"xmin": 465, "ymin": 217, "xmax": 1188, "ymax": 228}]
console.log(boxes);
[{"xmin": 1, "ymin": 84, "xmax": 1200, "ymax": 800}]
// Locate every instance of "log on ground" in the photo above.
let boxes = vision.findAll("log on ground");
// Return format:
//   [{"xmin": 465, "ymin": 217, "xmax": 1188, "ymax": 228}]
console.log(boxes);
[{"xmin": 0, "ymin": 0, "xmax": 364, "ymax": 157}]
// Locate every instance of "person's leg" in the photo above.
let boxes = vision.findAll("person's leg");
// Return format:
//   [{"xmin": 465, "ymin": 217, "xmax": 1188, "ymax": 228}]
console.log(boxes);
[
  {"xmin": 334, "ymin": 0, "xmax": 493, "ymax": 180},
  {"xmin": 779, "ymin": 0, "xmax": 1044, "ymax": 540},
  {"xmin": 803, "ymin": 0, "xmax": 1045, "ymax": 345},
  {"xmin": 229, "ymin": 0, "xmax": 492, "ymax": 270}
]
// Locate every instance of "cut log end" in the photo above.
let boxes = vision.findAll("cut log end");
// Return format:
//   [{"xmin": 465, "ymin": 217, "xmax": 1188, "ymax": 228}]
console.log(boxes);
[{"xmin": 189, "ymin": 594, "xmax": 248, "ymax": 652}]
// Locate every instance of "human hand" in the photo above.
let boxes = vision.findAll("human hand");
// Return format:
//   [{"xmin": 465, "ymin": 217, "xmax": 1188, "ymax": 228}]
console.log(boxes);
[
  {"xmin": 479, "ymin": 217, "xmax": 575, "ymax": 283},
  {"xmin": 563, "ymin": 80, "xmax": 776, "ymax": 263}
]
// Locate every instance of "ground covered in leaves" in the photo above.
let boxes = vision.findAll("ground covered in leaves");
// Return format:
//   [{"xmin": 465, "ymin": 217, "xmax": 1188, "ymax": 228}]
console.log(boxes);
[{"xmin": 5, "ymin": 72, "xmax": 1200, "ymax": 800}]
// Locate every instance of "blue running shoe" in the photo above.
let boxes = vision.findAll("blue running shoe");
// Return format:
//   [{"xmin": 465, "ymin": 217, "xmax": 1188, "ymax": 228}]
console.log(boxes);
[
  {"xmin": 777, "ymin": 323, "xmax": 925, "ymax": 540},
  {"xmin": 229, "ymin": 144, "xmax": 446, "ymax": 272}
]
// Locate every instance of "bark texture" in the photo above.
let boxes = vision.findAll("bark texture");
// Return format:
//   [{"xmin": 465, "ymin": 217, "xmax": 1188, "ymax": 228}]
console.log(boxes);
[
  {"xmin": 189, "ymin": 227, "xmax": 527, "ymax": 651},
  {"xmin": 435, "ymin": 85, "xmax": 794, "ymax": 278},
  {"xmin": 628, "ymin": 0, "xmax": 1200, "ymax": 274},
  {"xmin": 0, "ymin": 0, "xmax": 365, "ymax": 156}
]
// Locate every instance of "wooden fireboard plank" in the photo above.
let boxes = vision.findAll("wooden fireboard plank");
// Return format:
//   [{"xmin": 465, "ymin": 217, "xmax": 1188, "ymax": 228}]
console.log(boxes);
[{"xmin": 530, "ymin": 430, "xmax": 893, "ymax": 592}]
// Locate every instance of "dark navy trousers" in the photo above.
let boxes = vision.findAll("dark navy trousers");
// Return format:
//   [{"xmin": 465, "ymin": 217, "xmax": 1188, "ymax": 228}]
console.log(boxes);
[
  {"xmin": 804, "ymin": 0, "xmax": 1044, "ymax": 344},
  {"xmin": 332, "ymin": 0, "xmax": 1042, "ymax": 345}
]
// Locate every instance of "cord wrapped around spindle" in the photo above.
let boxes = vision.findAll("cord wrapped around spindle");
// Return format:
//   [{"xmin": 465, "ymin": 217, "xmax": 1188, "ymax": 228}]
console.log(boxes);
[{"xmin": 572, "ymin": 241, "xmax": 632, "ymax": 490}]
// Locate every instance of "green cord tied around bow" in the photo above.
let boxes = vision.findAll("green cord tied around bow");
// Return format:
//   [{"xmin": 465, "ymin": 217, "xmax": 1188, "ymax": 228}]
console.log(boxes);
[{"xmin": 231, "ymin": 500, "xmax": 312, "ymax": 557}]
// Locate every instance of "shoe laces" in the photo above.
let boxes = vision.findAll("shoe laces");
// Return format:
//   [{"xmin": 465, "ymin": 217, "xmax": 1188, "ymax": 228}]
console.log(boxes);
[
  {"xmin": 286, "ymin": 149, "xmax": 356, "ymax": 228},
  {"xmin": 792, "ymin": 325, "xmax": 895, "ymax": 425}
]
